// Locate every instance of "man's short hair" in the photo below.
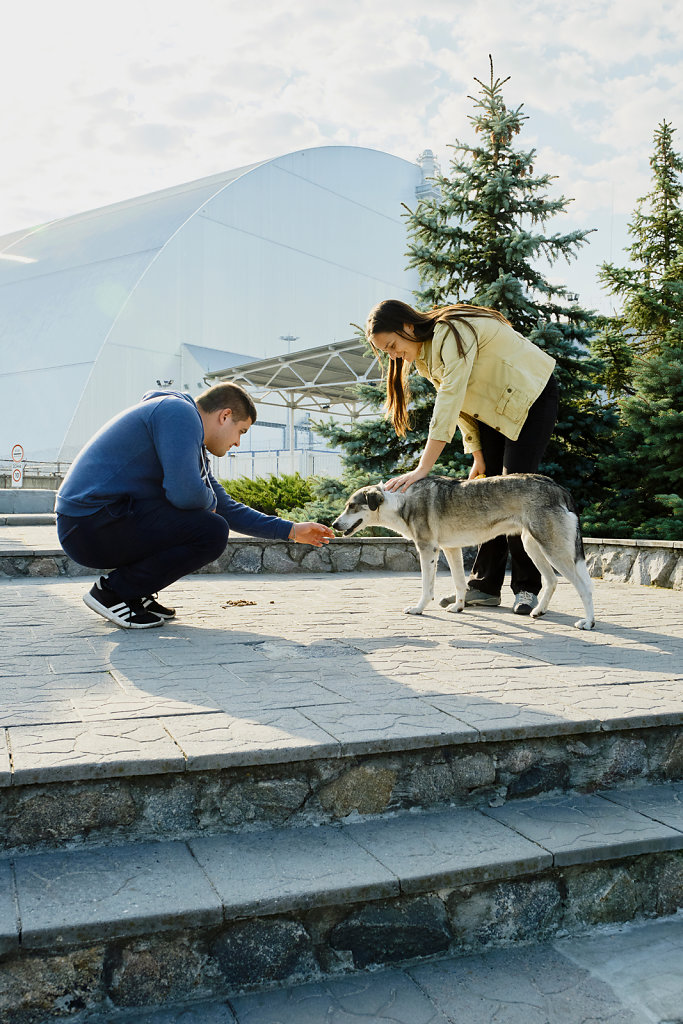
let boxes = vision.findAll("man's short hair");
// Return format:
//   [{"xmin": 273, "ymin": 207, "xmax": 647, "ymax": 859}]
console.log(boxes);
[{"xmin": 196, "ymin": 382, "xmax": 257, "ymax": 423}]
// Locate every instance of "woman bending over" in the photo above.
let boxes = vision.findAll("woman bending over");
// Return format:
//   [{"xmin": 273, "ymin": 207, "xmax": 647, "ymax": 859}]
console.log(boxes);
[{"xmin": 365, "ymin": 298, "xmax": 558, "ymax": 615}]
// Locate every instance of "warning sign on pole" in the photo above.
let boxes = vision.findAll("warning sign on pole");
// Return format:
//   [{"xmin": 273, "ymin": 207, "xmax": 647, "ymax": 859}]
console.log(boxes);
[
  {"xmin": 11, "ymin": 443, "xmax": 24, "ymax": 462},
  {"xmin": 11, "ymin": 465, "xmax": 24, "ymax": 488}
]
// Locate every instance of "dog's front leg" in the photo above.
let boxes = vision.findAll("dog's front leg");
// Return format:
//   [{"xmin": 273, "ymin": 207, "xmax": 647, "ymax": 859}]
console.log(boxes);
[
  {"xmin": 440, "ymin": 547, "xmax": 467, "ymax": 613},
  {"xmin": 404, "ymin": 543, "xmax": 439, "ymax": 615}
]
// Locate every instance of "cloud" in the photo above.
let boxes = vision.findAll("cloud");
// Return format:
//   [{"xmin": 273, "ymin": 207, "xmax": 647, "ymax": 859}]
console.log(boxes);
[{"xmin": 0, "ymin": 0, "xmax": 681, "ymax": 281}]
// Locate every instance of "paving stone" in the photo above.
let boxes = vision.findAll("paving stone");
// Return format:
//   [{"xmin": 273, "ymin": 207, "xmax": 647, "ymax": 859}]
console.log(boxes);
[
  {"xmin": 600, "ymin": 779, "xmax": 683, "ymax": 831},
  {"xmin": 9, "ymin": 719, "xmax": 185, "ymax": 783},
  {"xmin": 408, "ymin": 944, "xmax": 641, "ymax": 1024},
  {"xmin": 343, "ymin": 808, "xmax": 552, "ymax": 891},
  {"xmin": 14, "ymin": 840, "xmax": 222, "ymax": 949},
  {"xmin": 485, "ymin": 792, "xmax": 683, "ymax": 866},
  {"xmin": 77, "ymin": 668, "xmax": 348, "ymax": 718},
  {"xmin": 558, "ymin": 916, "xmax": 683, "ymax": 1023},
  {"xmin": 160, "ymin": 709, "xmax": 340, "ymax": 769},
  {"xmin": 559, "ymin": 685, "xmax": 683, "ymax": 731},
  {"xmin": 300, "ymin": 699, "xmax": 478, "ymax": 755},
  {"xmin": 0, "ymin": 698, "xmax": 82, "ymax": 727},
  {"xmin": 231, "ymin": 966, "xmax": 452, "ymax": 1023},
  {"xmin": 190, "ymin": 825, "xmax": 398, "ymax": 918},
  {"xmin": 425, "ymin": 692, "xmax": 599, "ymax": 740}
]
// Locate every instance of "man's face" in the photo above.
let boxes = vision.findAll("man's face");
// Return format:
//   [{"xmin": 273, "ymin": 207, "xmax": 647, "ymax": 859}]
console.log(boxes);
[{"xmin": 206, "ymin": 410, "xmax": 252, "ymax": 457}]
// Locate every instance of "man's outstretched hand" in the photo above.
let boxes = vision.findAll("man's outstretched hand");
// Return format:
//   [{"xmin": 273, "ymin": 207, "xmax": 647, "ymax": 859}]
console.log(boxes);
[{"xmin": 289, "ymin": 522, "xmax": 335, "ymax": 546}]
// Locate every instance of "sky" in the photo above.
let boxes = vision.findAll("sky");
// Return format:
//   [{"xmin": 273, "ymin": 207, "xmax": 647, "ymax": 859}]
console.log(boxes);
[{"xmin": 1, "ymin": 0, "xmax": 682, "ymax": 314}]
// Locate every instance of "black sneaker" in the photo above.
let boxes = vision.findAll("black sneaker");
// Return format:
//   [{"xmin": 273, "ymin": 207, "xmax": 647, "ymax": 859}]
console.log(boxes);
[
  {"xmin": 142, "ymin": 594, "xmax": 176, "ymax": 619},
  {"xmin": 83, "ymin": 578, "xmax": 164, "ymax": 629}
]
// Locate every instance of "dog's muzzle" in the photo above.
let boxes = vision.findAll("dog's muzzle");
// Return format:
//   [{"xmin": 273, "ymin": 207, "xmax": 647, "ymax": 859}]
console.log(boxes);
[{"xmin": 333, "ymin": 517, "xmax": 363, "ymax": 537}]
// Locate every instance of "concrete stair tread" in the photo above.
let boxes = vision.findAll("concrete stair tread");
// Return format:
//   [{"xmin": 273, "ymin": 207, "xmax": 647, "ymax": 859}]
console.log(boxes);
[
  {"xmin": 3, "ymin": 688, "xmax": 683, "ymax": 786},
  {"xmin": 0, "ymin": 513, "xmax": 56, "ymax": 527},
  {"xmin": 2, "ymin": 782, "xmax": 683, "ymax": 957}
]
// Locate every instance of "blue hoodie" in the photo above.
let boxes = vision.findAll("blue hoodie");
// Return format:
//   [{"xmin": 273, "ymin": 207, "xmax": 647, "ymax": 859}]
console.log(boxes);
[{"xmin": 56, "ymin": 390, "xmax": 293, "ymax": 541}]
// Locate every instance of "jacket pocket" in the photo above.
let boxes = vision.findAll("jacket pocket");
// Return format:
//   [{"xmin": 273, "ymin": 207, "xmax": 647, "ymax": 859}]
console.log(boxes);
[{"xmin": 495, "ymin": 384, "xmax": 528, "ymax": 422}]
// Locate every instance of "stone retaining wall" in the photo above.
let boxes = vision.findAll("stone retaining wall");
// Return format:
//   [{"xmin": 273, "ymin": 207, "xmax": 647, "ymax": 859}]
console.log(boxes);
[
  {"xmin": 1, "ymin": 536, "xmax": 681, "ymax": 589},
  {"xmin": 3, "ymin": 725, "xmax": 682, "ymax": 857},
  {"xmin": 204, "ymin": 536, "xmax": 683, "ymax": 589},
  {"xmin": 584, "ymin": 538, "xmax": 683, "ymax": 590}
]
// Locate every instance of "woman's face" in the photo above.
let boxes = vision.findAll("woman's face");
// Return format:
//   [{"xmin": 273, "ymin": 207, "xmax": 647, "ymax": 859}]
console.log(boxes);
[{"xmin": 371, "ymin": 323, "xmax": 422, "ymax": 362}]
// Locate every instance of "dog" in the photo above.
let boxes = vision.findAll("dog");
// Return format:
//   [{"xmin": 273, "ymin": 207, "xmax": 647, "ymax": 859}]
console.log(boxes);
[{"xmin": 332, "ymin": 475, "xmax": 595, "ymax": 630}]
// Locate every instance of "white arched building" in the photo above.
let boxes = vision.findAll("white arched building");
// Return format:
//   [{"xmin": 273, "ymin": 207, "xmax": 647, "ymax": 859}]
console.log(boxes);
[{"xmin": 0, "ymin": 146, "xmax": 434, "ymax": 465}]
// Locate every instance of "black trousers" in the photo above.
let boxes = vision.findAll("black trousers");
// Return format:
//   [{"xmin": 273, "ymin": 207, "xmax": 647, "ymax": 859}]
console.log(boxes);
[
  {"xmin": 57, "ymin": 497, "xmax": 229, "ymax": 601},
  {"xmin": 467, "ymin": 374, "xmax": 559, "ymax": 597}
]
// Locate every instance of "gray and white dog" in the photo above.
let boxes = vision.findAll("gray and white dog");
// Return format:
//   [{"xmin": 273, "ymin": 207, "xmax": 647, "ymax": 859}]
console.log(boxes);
[{"xmin": 332, "ymin": 475, "xmax": 595, "ymax": 630}]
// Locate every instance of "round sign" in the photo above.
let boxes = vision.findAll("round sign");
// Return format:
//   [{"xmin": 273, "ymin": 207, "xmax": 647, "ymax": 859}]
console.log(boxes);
[
  {"xmin": 11, "ymin": 443, "xmax": 24, "ymax": 462},
  {"xmin": 12, "ymin": 467, "xmax": 23, "ymax": 484}
]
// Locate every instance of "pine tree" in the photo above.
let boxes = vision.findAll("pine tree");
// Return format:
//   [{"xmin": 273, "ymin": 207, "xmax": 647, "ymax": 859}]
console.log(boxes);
[
  {"xmin": 582, "ymin": 123, "xmax": 683, "ymax": 539},
  {"xmin": 598, "ymin": 121, "xmax": 683, "ymax": 369},
  {"xmin": 402, "ymin": 57, "xmax": 613, "ymax": 497}
]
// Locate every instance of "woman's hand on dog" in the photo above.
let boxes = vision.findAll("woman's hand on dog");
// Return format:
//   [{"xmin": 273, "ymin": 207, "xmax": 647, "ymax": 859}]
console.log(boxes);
[{"xmin": 384, "ymin": 466, "xmax": 430, "ymax": 492}]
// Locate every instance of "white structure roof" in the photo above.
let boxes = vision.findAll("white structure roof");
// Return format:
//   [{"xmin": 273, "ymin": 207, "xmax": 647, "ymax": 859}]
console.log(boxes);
[
  {"xmin": 206, "ymin": 337, "xmax": 381, "ymax": 417},
  {"xmin": 0, "ymin": 145, "xmax": 424, "ymax": 462}
]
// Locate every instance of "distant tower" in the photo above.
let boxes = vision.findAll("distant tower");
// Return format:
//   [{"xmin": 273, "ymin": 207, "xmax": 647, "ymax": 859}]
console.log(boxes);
[{"xmin": 415, "ymin": 149, "xmax": 441, "ymax": 201}]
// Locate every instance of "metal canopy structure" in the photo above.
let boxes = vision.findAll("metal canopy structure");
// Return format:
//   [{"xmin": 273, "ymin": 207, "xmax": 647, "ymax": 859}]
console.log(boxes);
[{"xmin": 204, "ymin": 337, "xmax": 382, "ymax": 418}]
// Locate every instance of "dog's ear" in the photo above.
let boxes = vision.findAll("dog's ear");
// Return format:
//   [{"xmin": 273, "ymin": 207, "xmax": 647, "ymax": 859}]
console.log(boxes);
[{"xmin": 367, "ymin": 488, "xmax": 384, "ymax": 512}]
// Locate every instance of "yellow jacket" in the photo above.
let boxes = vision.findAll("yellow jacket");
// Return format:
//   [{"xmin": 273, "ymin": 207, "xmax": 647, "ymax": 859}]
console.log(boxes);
[{"xmin": 414, "ymin": 316, "xmax": 556, "ymax": 454}]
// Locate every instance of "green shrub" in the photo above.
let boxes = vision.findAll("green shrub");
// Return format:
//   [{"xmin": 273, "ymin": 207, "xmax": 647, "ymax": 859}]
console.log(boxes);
[
  {"xmin": 279, "ymin": 472, "xmax": 396, "ymax": 535},
  {"xmin": 581, "ymin": 493, "xmax": 683, "ymax": 540},
  {"xmin": 220, "ymin": 473, "xmax": 314, "ymax": 516}
]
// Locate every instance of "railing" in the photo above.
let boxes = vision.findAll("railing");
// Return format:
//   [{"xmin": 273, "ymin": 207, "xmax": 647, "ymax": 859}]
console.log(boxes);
[
  {"xmin": 212, "ymin": 449, "xmax": 343, "ymax": 481},
  {"xmin": 0, "ymin": 459, "xmax": 71, "ymax": 490},
  {"xmin": 0, "ymin": 452, "xmax": 344, "ymax": 489}
]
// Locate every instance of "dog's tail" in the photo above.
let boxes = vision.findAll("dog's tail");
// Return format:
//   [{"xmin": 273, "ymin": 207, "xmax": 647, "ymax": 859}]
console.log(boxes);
[{"xmin": 559, "ymin": 485, "xmax": 586, "ymax": 562}]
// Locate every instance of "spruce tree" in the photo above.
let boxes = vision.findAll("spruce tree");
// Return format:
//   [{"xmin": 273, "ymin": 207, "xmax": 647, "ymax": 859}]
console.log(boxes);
[
  {"xmin": 403, "ymin": 57, "xmax": 612, "ymax": 498},
  {"xmin": 583, "ymin": 122, "xmax": 683, "ymax": 539},
  {"xmin": 598, "ymin": 120, "xmax": 683, "ymax": 368}
]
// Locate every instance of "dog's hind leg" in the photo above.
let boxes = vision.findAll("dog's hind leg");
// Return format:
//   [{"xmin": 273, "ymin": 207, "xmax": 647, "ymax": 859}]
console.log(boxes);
[
  {"xmin": 404, "ymin": 542, "xmax": 439, "ymax": 615},
  {"xmin": 520, "ymin": 530, "xmax": 557, "ymax": 618},
  {"xmin": 440, "ymin": 547, "xmax": 467, "ymax": 613},
  {"xmin": 539, "ymin": 545, "xmax": 595, "ymax": 630},
  {"xmin": 562, "ymin": 557, "xmax": 595, "ymax": 630},
  {"xmin": 524, "ymin": 528, "xmax": 595, "ymax": 630}
]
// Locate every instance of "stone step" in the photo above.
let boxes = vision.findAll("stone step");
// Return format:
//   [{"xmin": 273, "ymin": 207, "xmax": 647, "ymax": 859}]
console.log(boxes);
[
  {"xmin": 1, "ymin": 574, "xmax": 682, "ymax": 857},
  {"xmin": 3, "ymin": 701, "xmax": 683, "ymax": 859},
  {"xmin": 59, "ymin": 914, "xmax": 683, "ymax": 1024},
  {"xmin": 2, "ymin": 782, "xmax": 682, "ymax": 1021},
  {"xmin": 0, "ymin": 512, "xmax": 56, "ymax": 526}
]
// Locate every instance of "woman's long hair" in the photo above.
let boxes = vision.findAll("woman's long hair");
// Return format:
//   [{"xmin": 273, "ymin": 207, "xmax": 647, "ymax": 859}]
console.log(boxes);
[{"xmin": 365, "ymin": 299, "xmax": 512, "ymax": 437}]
